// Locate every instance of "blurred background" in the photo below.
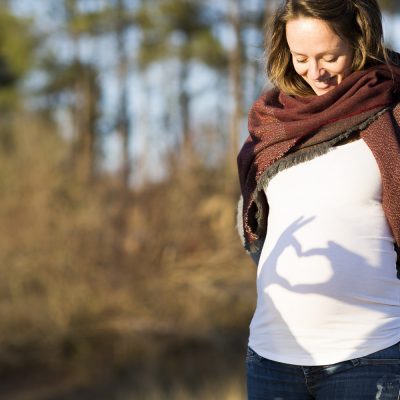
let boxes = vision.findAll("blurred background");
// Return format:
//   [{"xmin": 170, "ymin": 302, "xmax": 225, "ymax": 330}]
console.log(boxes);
[{"xmin": 0, "ymin": 0, "xmax": 399, "ymax": 399}]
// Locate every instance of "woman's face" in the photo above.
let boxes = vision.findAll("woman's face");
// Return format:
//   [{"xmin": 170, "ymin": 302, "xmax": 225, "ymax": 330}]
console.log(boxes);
[{"xmin": 285, "ymin": 17, "xmax": 354, "ymax": 95}]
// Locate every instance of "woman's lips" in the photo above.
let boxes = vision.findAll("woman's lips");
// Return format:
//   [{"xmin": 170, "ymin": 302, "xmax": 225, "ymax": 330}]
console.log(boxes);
[{"xmin": 314, "ymin": 76, "xmax": 336, "ymax": 88}]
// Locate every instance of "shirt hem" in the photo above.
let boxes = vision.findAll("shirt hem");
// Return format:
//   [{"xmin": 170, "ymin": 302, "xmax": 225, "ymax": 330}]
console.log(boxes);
[{"xmin": 248, "ymin": 334, "xmax": 400, "ymax": 366}]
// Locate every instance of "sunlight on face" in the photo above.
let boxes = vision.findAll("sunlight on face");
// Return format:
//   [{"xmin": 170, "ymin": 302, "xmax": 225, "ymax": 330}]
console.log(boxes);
[{"xmin": 285, "ymin": 17, "xmax": 354, "ymax": 96}]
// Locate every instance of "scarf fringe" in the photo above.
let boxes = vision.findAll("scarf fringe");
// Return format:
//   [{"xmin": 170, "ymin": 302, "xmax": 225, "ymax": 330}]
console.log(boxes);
[{"xmin": 256, "ymin": 107, "xmax": 389, "ymax": 193}]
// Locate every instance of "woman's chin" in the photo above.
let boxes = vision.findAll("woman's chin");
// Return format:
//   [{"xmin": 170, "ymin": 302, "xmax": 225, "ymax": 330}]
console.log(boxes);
[{"xmin": 314, "ymin": 87, "xmax": 334, "ymax": 95}]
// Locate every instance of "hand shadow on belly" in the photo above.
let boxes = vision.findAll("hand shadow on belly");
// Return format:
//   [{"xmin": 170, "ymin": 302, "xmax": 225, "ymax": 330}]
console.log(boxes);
[{"xmin": 256, "ymin": 216, "xmax": 398, "ymax": 363}]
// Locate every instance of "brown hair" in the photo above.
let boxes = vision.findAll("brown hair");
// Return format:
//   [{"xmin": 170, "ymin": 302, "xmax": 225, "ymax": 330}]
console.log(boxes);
[{"xmin": 267, "ymin": 0, "xmax": 392, "ymax": 96}]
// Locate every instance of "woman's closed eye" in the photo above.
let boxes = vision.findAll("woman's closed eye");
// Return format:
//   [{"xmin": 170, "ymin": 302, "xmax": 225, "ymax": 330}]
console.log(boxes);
[{"xmin": 324, "ymin": 57, "xmax": 338, "ymax": 63}]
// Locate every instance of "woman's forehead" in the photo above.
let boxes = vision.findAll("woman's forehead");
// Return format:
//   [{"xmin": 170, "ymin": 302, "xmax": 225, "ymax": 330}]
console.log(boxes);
[{"xmin": 286, "ymin": 17, "xmax": 349, "ymax": 54}]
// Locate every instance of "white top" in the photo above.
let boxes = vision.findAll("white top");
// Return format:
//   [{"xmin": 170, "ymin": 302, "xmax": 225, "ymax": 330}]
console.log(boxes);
[{"xmin": 249, "ymin": 138, "xmax": 400, "ymax": 366}]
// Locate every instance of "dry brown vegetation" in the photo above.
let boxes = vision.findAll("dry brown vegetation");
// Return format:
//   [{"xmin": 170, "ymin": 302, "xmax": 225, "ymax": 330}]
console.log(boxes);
[{"xmin": 0, "ymin": 112, "xmax": 255, "ymax": 398}]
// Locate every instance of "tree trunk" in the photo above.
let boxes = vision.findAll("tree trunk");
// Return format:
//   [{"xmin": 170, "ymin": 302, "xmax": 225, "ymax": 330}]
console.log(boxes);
[
  {"xmin": 116, "ymin": 0, "xmax": 131, "ymax": 189},
  {"xmin": 227, "ymin": 0, "xmax": 243, "ymax": 183},
  {"xmin": 178, "ymin": 61, "xmax": 193, "ymax": 163},
  {"xmin": 66, "ymin": 0, "xmax": 97, "ymax": 183},
  {"xmin": 113, "ymin": 0, "xmax": 133, "ymax": 263}
]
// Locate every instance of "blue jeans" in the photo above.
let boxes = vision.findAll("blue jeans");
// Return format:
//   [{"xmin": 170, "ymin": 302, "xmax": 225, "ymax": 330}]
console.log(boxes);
[{"xmin": 246, "ymin": 342, "xmax": 400, "ymax": 399}]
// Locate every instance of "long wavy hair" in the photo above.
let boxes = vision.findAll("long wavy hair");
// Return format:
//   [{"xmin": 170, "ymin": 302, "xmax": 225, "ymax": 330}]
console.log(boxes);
[{"xmin": 267, "ymin": 0, "xmax": 395, "ymax": 96}]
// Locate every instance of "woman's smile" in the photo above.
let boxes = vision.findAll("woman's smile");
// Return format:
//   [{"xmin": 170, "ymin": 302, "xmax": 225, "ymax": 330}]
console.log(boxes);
[{"xmin": 313, "ymin": 75, "xmax": 337, "ymax": 89}]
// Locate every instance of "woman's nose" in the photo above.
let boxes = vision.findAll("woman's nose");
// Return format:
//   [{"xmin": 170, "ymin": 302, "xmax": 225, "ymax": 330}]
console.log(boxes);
[{"xmin": 309, "ymin": 62, "xmax": 325, "ymax": 80}]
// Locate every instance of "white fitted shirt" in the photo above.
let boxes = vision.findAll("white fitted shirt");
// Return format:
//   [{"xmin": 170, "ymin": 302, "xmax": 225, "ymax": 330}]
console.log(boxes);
[{"xmin": 249, "ymin": 138, "xmax": 400, "ymax": 366}]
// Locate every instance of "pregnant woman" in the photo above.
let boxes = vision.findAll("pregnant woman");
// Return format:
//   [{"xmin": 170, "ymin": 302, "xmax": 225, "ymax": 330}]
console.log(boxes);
[{"xmin": 236, "ymin": 0, "xmax": 400, "ymax": 398}]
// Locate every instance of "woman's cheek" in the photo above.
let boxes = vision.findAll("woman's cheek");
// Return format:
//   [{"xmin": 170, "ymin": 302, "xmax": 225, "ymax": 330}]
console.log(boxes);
[{"xmin": 293, "ymin": 63, "xmax": 307, "ymax": 76}]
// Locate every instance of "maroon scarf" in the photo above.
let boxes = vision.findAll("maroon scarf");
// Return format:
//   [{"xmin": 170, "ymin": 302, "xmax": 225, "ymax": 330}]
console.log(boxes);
[{"xmin": 237, "ymin": 64, "xmax": 400, "ymax": 260}]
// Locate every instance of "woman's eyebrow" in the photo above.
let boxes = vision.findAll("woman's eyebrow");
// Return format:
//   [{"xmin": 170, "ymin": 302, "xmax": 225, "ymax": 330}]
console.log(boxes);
[{"xmin": 290, "ymin": 48, "xmax": 341, "ymax": 56}]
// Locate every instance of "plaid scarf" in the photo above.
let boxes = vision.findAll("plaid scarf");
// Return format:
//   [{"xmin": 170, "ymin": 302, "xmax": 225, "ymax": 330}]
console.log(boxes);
[{"xmin": 237, "ymin": 64, "xmax": 400, "ymax": 265}]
